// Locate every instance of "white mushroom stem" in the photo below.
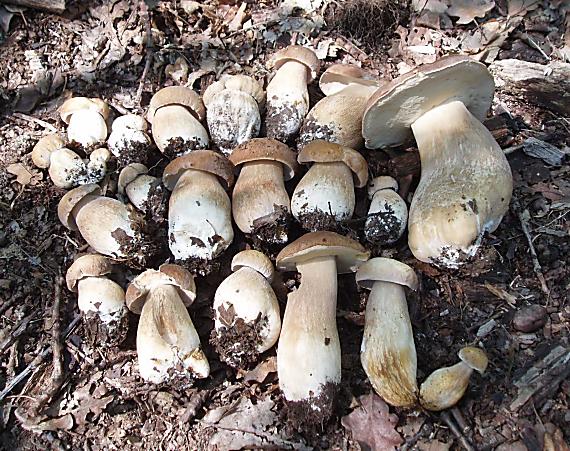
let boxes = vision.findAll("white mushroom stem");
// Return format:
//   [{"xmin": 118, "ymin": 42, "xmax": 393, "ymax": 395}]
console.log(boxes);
[
  {"xmin": 278, "ymin": 256, "xmax": 341, "ymax": 406},
  {"xmin": 361, "ymin": 281, "xmax": 418, "ymax": 407},
  {"xmin": 233, "ymin": 161, "xmax": 289, "ymax": 234},
  {"xmin": 77, "ymin": 277, "xmax": 125, "ymax": 324},
  {"xmin": 365, "ymin": 188, "xmax": 408, "ymax": 244},
  {"xmin": 152, "ymin": 105, "xmax": 209, "ymax": 154},
  {"xmin": 67, "ymin": 109, "xmax": 108, "ymax": 147},
  {"xmin": 48, "ymin": 148, "xmax": 88, "ymax": 188},
  {"xmin": 137, "ymin": 284, "xmax": 209, "ymax": 383}
]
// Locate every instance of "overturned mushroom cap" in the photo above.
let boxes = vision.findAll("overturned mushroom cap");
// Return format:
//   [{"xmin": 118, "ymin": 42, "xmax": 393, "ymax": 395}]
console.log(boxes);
[
  {"xmin": 319, "ymin": 64, "xmax": 378, "ymax": 96},
  {"xmin": 231, "ymin": 249, "xmax": 275, "ymax": 283},
  {"xmin": 59, "ymin": 97, "xmax": 110, "ymax": 124},
  {"xmin": 147, "ymin": 86, "xmax": 206, "ymax": 123},
  {"xmin": 162, "ymin": 149, "xmax": 235, "ymax": 190},
  {"xmin": 118, "ymin": 163, "xmax": 149, "ymax": 195},
  {"xmin": 66, "ymin": 253, "xmax": 114, "ymax": 292},
  {"xmin": 58, "ymin": 183, "xmax": 102, "ymax": 230},
  {"xmin": 230, "ymin": 138, "xmax": 298, "ymax": 181},
  {"xmin": 31, "ymin": 134, "xmax": 66, "ymax": 169},
  {"xmin": 268, "ymin": 45, "xmax": 321, "ymax": 83},
  {"xmin": 203, "ymin": 74, "xmax": 265, "ymax": 107}
]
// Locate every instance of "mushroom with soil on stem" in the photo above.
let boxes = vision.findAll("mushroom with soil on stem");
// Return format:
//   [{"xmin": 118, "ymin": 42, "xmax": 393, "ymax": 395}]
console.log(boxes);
[
  {"xmin": 298, "ymin": 64, "xmax": 379, "ymax": 150},
  {"xmin": 419, "ymin": 347, "xmax": 488, "ymax": 411},
  {"xmin": 291, "ymin": 140, "xmax": 368, "ymax": 231},
  {"xmin": 364, "ymin": 176, "xmax": 408, "ymax": 245},
  {"xmin": 229, "ymin": 138, "xmax": 298, "ymax": 244},
  {"xmin": 107, "ymin": 114, "xmax": 152, "ymax": 165},
  {"xmin": 203, "ymin": 75, "xmax": 265, "ymax": 155},
  {"xmin": 126, "ymin": 264, "xmax": 209, "ymax": 383},
  {"xmin": 362, "ymin": 55, "xmax": 513, "ymax": 268},
  {"xmin": 59, "ymin": 97, "xmax": 110, "ymax": 148},
  {"xmin": 58, "ymin": 184, "xmax": 146, "ymax": 259},
  {"xmin": 265, "ymin": 45, "xmax": 320, "ymax": 143},
  {"xmin": 162, "ymin": 150, "xmax": 235, "ymax": 269},
  {"xmin": 276, "ymin": 231, "xmax": 370, "ymax": 426},
  {"xmin": 117, "ymin": 163, "xmax": 165, "ymax": 217},
  {"xmin": 356, "ymin": 257, "xmax": 419, "ymax": 407},
  {"xmin": 212, "ymin": 250, "xmax": 281, "ymax": 368},
  {"xmin": 147, "ymin": 86, "xmax": 209, "ymax": 157}
]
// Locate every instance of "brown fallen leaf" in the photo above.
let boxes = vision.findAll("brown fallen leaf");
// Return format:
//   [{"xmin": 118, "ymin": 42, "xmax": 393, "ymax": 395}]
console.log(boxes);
[
  {"xmin": 447, "ymin": 0, "xmax": 495, "ymax": 25},
  {"xmin": 341, "ymin": 393, "xmax": 403, "ymax": 451},
  {"xmin": 7, "ymin": 163, "xmax": 41, "ymax": 186},
  {"xmin": 242, "ymin": 356, "xmax": 277, "ymax": 384}
]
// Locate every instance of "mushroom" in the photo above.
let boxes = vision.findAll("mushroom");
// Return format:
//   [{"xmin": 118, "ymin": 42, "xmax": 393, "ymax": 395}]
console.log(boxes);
[
  {"xmin": 126, "ymin": 264, "xmax": 209, "ymax": 383},
  {"xmin": 419, "ymin": 347, "xmax": 488, "ymax": 411},
  {"xmin": 162, "ymin": 150, "xmax": 234, "ymax": 267},
  {"xmin": 265, "ymin": 45, "xmax": 320, "ymax": 143},
  {"xmin": 356, "ymin": 258, "xmax": 419, "ymax": 407},
  {"xmin": 276, "ymin": 231, "xmax": 370, "ymax": 425},
  {"xmin": 108, "ymin": 114, "xmax": 152, "ymax": 165},
  {"xmin": 229, "ymin": 138, "xmax": 298, "ymax": 243},
  {"xmin": 212, "ymin": 250, "xmax": 281, "ymax": 368},
  {"xmin": 364, "ymin": 176, "xmax": 408, "ymax": 245},
  {"xmin": 203, "ymin": 75, "xmax": 265, "ymax": 155},
  {"xmin": 118, "ymin": 163, "xmax": 162, "ymax": 214},
  {"xmin": 59, "ymin": 97, "xmax": 109, "ymax": 148},
  {"xmin": 58, "ymin": 184, "xmax": 145, "ymax": 258},
  {"xmin": 31, "ymin": 134, "xmax": 111, "ymax": 189},
  {"xmin": 298, "ymin": 64, "xmax": 379, "ymax": 149},
  {"xmin": 291, "ymin": 140, "xmax": 368, "ymax": 231},
  {"xmin": 147, "ymin": 86, "xmax": 208, "ymax": 157},
  {"xmin": 362, "ymin": 56, "xmax": 513, "ymax": 268}
]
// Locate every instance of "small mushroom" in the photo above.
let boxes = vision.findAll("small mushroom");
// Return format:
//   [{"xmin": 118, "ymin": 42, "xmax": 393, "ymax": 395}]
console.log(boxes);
[
  {"xmin": 163, "ymin": 150, "xmax": 234, "ymax": 266},
  {"xmin": 291, "ymin": 140, "xmax": 368, "ymax": 231},
  {"xmin": 362, "ymin": 56, "xmax": 513, "ymax": 268},
  {"xmin": 356, "ymin": 258, "xmax": 419, "ymax": 407},
  {"xmin": 126, "ymin": 264, "xmax": 209, "ymax": 383},
  {"xmin": 118, "ymin": 163, "xmax": 161, "ymax": 213},
  {"xmin": 203, "ymin": 75, "xmax": 265, "ymax": 155},
  {"xmin": 58, "ymin": 184, "xmax": 145, "ymax": 258},
  {"xmin": 265, "ymin": 45, "xmax": 320, "ymax": 143},
  {"xmin": 147, "ymin": 86, "xmax": 208, "ymax": 157},
  {"xmin": 212, "ymin": 250, "xmax": 281, "ymax": 368},
  {"xmin": 108, "ymin": 114, "xmax": 152, "ymax": 165},
  {"xmin": 419, "ymin": 347, "xmax": 488, "ymax": 411},
  {"xmin": 276, "ymin": 231, "xmax": 370, "ymax": 426},
  {"xmin": 364, "ymin": 176, "xmax": 408, "ymax": 245},
  {"xmin": 298, "ymin": 64, "xmax": 379, "ymax": 149},
  {"xmin": 229, "ymin": 138, "xmax": 298, "ymax": 243},
  {"xmin": 59, "ymin": 97, "xmax": 109, "ymax": 148}
]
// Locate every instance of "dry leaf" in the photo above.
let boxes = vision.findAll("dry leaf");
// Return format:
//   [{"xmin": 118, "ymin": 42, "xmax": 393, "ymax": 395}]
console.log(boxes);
[
  {"xmin": 417, "ymin": 439, "xmax": 452, "ymax": 451},
  {"xmin": 243, "ymin": 356, "xmax": 277, "ymax": 384},
  {"xmin": 507, "ymin": 0, "xmax": 540, "ymax": 17},
  {"xmin": 7, "ymin": 163, "xmax": 41, "ymax": 186},
  {"xmin": 341, "ymin": 393, "xmax": 403, "ymax": 451},
  {"xmin": 447, "ymin": 0, "xmax": 495, "ymax": 25}
]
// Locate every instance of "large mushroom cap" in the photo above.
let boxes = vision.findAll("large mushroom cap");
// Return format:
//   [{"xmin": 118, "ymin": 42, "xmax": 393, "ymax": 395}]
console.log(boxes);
[
  {"xmin": 31, "ymin": 134, "xmax": 66, "ymax": 169},
  {"xmin": 230, "ymin": 138, "xmax": 298, "ymax": 181},
  {"xmin": 458, "ymin": 347, "xmax": 488, "ymax": 373},
  {"xmin": 58, "ymin": 184, "xmax": 102, "ymax": 230},
  {"xmin": 276, "ymin": 231, "xmax": 369, "ymax": 273},
  {"xmin": 147, "ymin": 86, "xmax": 206, "ymax": 123},
  {"xmin": 231, "ymin": 250, "xmax": 275, "ymax": 282},
  {"xmin": 125, "ymin": 264, "xmax": 196, "ymax": 314},
  {"xmin": 118, "ymin": 163, "xmax": 149, "ymax": 195},
  {"xmin": 298, "ymin": 140, "xmax": 368, "ymax": 187},
  {"xmin": 319, "ymin": 64, "xmax": 378, "ymax": 96},
  {"xmin": 268, "ymin": 45, "xmax": 320, "ymax": 82},
  {"xmin": 66, "ymin": 254, "xmax": 114, "ymax": 292},
  {"xmin": 362, "ymin": 55, "xmax": 495, "ymax": 149},
  {"xmin": 203, "ymin": 74, "xmax": 265, "ymax": 107},
  {"xmin": 356, "ymin": 257, "xmax": 418, "ymax": 291},
  {"xmin": 162, "ymin": 149, "xmax": 235, "ymax": 190},
  {"xmin": 59, "ymin": 97, "xmax": 109, "ymax": 123}
]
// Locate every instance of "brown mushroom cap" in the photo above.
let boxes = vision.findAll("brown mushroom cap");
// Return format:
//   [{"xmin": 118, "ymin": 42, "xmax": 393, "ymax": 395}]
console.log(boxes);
[
  {"xmin": 356, "ymin": 257, "xmax": 418, "ymax": 291},
  {"xmin": 162, "ymin": 149, "xmax": 235, "ymax": 191},
  {"xmin": 229, "ymin": 138, "xmax": 298, "ymax": 181},
  {"xmin": 118, "ymin": 163, "xmax": 149, "ymax": 194},
  {"xmin": 31, "ymin": 134, "xmax": 66, "ymax": 169},
  {"xmin": 276, "ymin": 231, "xmax": 370, "ymax": 274},
  {"xmin": 125, "ymin": 263, "xmax": 196, "ymax": 314},
  {"xmin": 458, "ymin": 347, "xmax": 488, "ymax": 373},
  {"xmin": 319, "ymin": 64, "xmax": 378, "ymax": 96},
  {"xmin": 203, "ymin": 75, "xmax": 265, "ymax": 107},
  {"xmin": 231, "ymin": 249, "xmax": 275, "ymax": 282},
  {"xmin": 269, "ymin": 45, "xmax": 320, "ymax": 83},
  {"xmin": 59, "ymin": 97, "xmax": 110, "ymax": 124},
  {"xmin": 147, "ymin": 86, "xmax": 206, "ymax": 123},
  {"xmin": 66, "ymin": 254, "xmax": 114, "ymax": 292},
  {"xmin": 362, "ymin": 55, "xmax": 495, "ymax": 149},
  {"xmin": 58, "ymin": 184, "xmax": 102, "ymax": 230},
  {"xmin": 298, "ymin": 140, "xmax": 368, "ymax": 188}
]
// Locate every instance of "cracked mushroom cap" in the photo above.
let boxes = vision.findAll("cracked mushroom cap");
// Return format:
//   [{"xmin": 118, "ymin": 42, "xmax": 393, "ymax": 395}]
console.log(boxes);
[
  {"xmin": 362, "ymin": 55, "xmax": 495, "ymax": 149},
  {"xmin": 59, "ymin": 97, "xmax": 110, "ymax": 124},
  {"xmin": 203, "ymin": 74, "xmax": 265, "ymax": 107},
  {"xmin": 126, "ymin": 264, "xmax": 197, "ymax": 314},
  {"xmin": 118, "ymin": 163, "xmax": 149, "ymax": 195},
  {"xmin": 66, "ymin": 254, "xmax": 114, "ymax": 292},
  {"xmin": 356, "ymin": 258, "xmax": 418, "ymax": 291},
  {"xmin": 268, "ymin": 45, "xmax": 320, "ymax": 82},
  {"xmin": 319, "ymin": 64, "xmax": 378, "ymax": 96},
  {"xmin": 231, "ymin": 250, "xmax": 275, "ymax": 283},
  {"xmin": 162, "ymin": 149, "xmax": 235, "ymax": 191},
  {"xmin": 31, "ymin": 134, "xmax": 65, "ymax": 169},
  {"xmin": 58, "ymin": 183, "xmax": 102, "ymax": 230},
  {"xmin": 147, "ymin": 86, "xmax": 206, "ymax": 123},
  {"xmin": 276, "ymin": 231, "xmax": 370, "ymax": 274},
  {"xmin": 298, "ymin": 140, "xmax": 368, "ymax": 188},
  {"xmin": 230, "ymin": 138, "xmax": 298, "ymax": 181}
]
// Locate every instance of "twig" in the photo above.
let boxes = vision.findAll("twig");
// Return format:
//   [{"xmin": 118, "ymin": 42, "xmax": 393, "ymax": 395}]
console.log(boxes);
[
  {"xmin": 451, "ymin": 407, "xmax": 470, "ymax": 435},
  {"xmin": 441, "ymin": 411, "xmax": 475, "ymax": 451},
  {"xmin": 10, "ymin": 113, "xmax": 58, "ymax": 133},
  {"xmin": 0, "ymin": 311, "xmax": 39, "ymax": 355},
  {"xmin": 135, "ymin": 0, "xmax": 154, "ymax": 109}
]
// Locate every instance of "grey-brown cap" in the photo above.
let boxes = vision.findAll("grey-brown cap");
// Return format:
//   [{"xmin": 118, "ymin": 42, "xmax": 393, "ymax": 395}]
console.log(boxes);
[
  {"xmin": 268, "ymin": 45, "xmax": 320, "ymax": 82},
  {"xmin": 118, "ymin": 163, "xmax": 149, "ymax": 195},
  {"xmin": 162, "ymin": 150, "xmax": 235, "ymax": 190},
  {"xmin": 58, "ymin": 184, "xmax": 102, "ymax": 230},
  {"xmin": 66, "ymin": 253, "xmax": 114, "ymax": 292},
  {"xmin": 59, "ymin": 97, "xmax": 110, "ymax": 124},
  {"xmin": 231, "ymin": 249, "xmax": 275, "ymax": 282},
  {"xmin": 356, "ymin": 257, "xmax": 418, "ymax": 291},
  {"xmin": 319, "ymin": 64, "xmax": 378, "ymax": 96},
  {"xmin": 276, "ymin": 231, "xmax": 370, "ymax": 274},
  {"xmin": 362, "ymin": 55, "xmax": 495, "ymax": 149},
  {"xmin": 147, "ymin": 86, "xmax": 206, "ymax": 123},
  {"xmin": 230, "ymin": 138, "xmax": 298, "ymax": 181}
]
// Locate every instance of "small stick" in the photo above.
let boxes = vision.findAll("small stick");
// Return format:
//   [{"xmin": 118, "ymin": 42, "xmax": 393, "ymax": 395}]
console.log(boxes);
[
  {"xmin": 451, "ymin": 407, "xmax": 470, "ymax": 434},
  {"xmin": 441, "ymin": 411, "xmax": 475, "ymax": 451},
  {"xmin": 135, "ymin": 0, "xmax": 154, "ymax": 109},
  {"xmin": 10, "ymin": 113, "xmax": 58, "ymax": 133}
]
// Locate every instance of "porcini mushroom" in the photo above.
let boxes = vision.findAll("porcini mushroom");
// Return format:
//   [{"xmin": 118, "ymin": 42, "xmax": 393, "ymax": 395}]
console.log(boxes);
[
  {"xmin": 59, "ymin": 97, "xmax": 109, "ymax": 148},
  {"xmin": 291, "ymin": 140, "xmax": 368, "ymax": 231},
  {"xmin": 298, "ymin": 64, "xmax": 379, "ymax": 149},
  {"xmin": 362, "ymin": 56, "xmax": 513, "ymax": 267},
  {"xmin": 276, "ymin": 232, "xmax": 370, "ymax": 425},
  {"xmin": 364, "ymin": 176, "xmax": 408, "ymax": 245},
  {"xmin": 356, "ymin": 258, "xmax": 419, "ymax": 407},
  {"xmin": 126, "ymin": 264, "xmax": 209, "ymax": 383},
  {"xmin": 419, "ymin": 347, "xmax": 488, "ymax": 411},
  {"xmin": 265, "ymin": 45, "xmax": 320, "ymax": 143},
  {"xmin": 108, "ymin": 114, "xmax": 152, "ymax": 165},
  {"xmin": 229, "ymin": 138, "xmax": 298, "ymax": 243},
  {"xmin": 118, "ymin": 163, "xmax": 161, "ymax": 214},
  {"xmin": 147, "ymin": 86, "xmax": 208, "ymax": 157},
  {"xmin": 212, "ymin": 250, "xmax": 281, "ymax": 368},
  {"xmin": 203, "ymin": 75, "xmax": 265, "ymax": 155},
  {"xmin": 58, "ymin": 184, "xmax": 145, "ymax": 258},
  {"xmin": 163, "ymin": 150, "xmax": 234, "ymax": 267}
]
